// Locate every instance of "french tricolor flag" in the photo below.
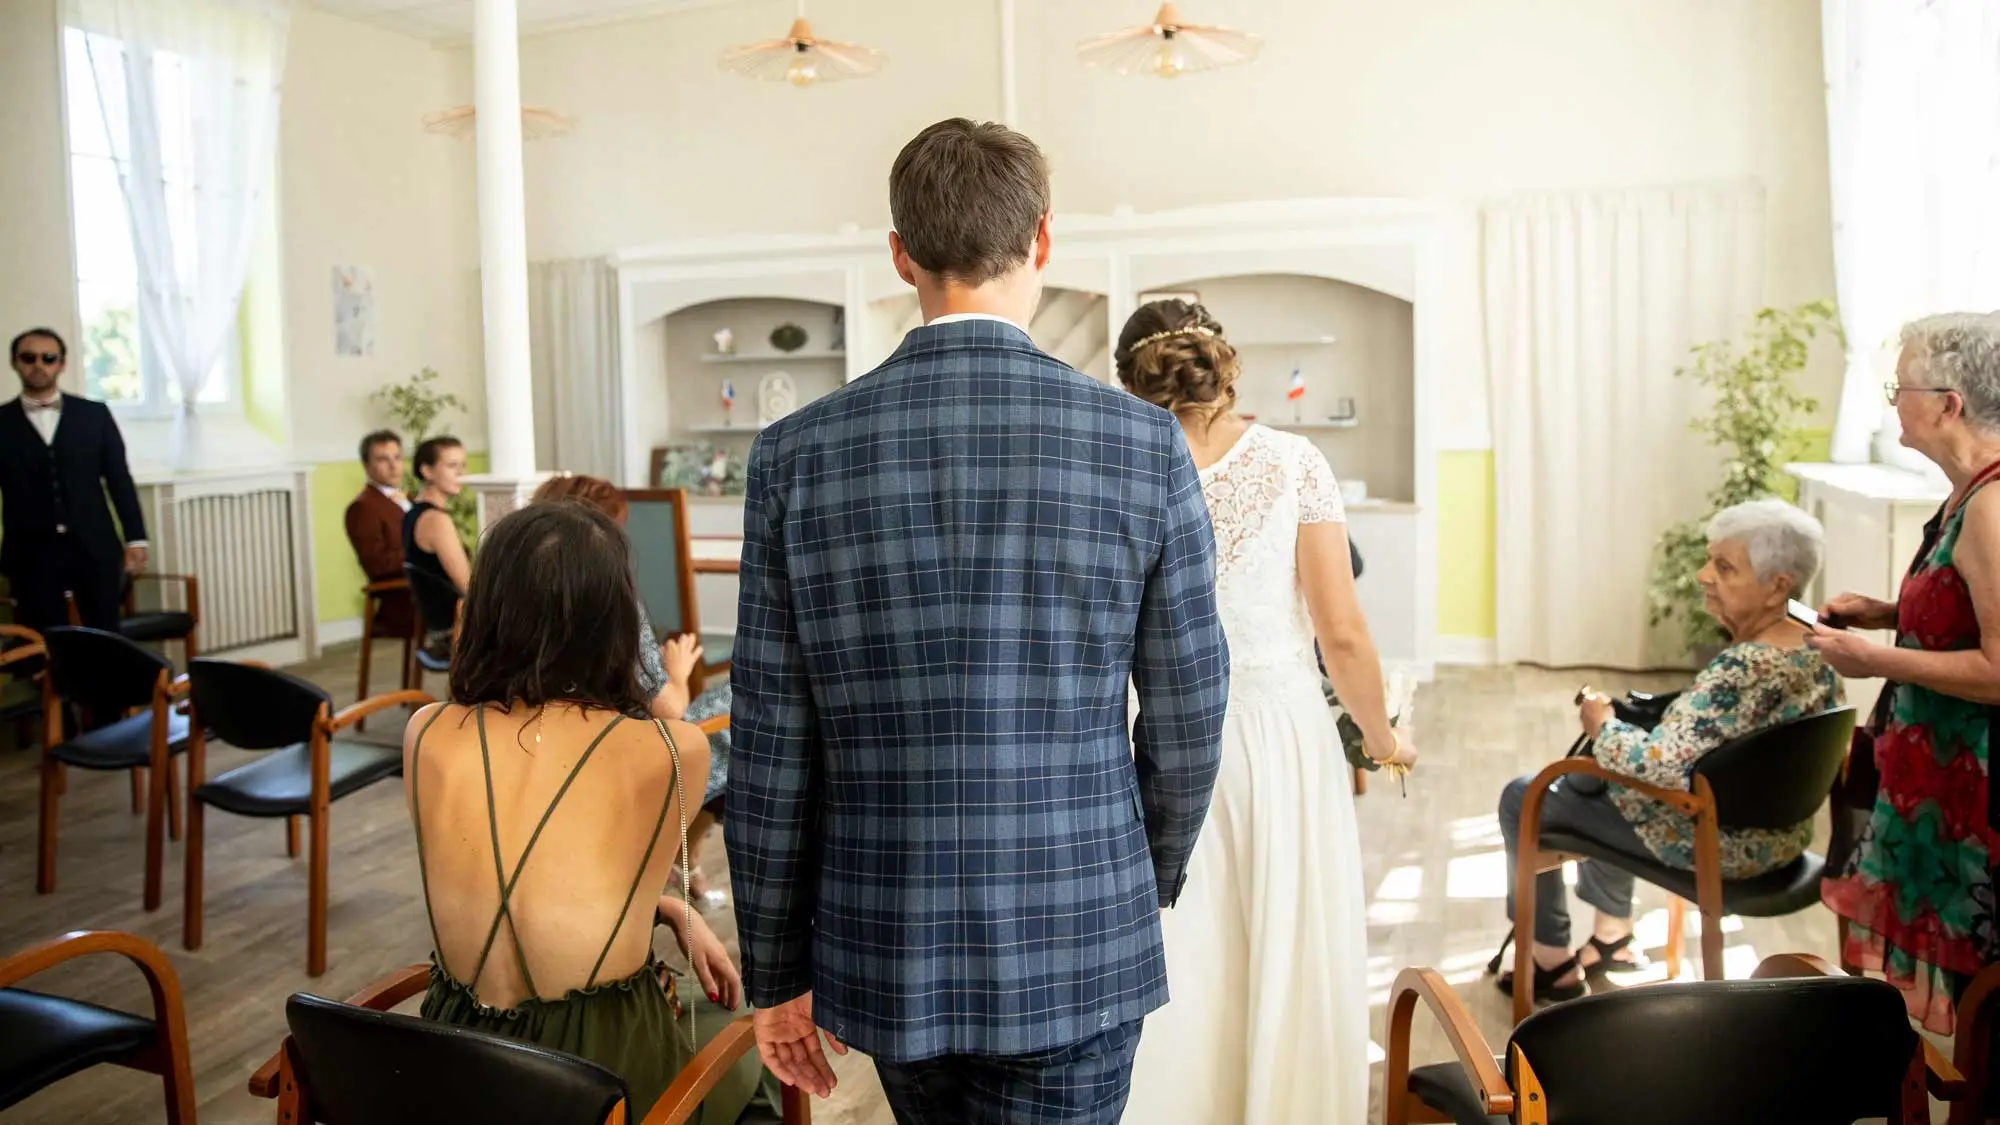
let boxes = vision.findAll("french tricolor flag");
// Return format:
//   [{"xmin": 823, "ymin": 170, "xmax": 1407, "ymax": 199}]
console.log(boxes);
[{"xmin": 1286, "ymin": 365, "xmax": 1306, "ymax": 401}]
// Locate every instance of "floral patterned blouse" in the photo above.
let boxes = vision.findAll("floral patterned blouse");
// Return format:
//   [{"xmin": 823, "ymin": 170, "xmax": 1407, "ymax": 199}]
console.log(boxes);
[{"xmin": 1592, "ymin": 642, "xmax": 1842, "ymax": 878}]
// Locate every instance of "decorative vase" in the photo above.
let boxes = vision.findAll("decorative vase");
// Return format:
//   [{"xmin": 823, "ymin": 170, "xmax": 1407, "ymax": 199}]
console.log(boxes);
[{"xmin": 770, "ymin": 323, "xmax": 808, "ymax": 353}]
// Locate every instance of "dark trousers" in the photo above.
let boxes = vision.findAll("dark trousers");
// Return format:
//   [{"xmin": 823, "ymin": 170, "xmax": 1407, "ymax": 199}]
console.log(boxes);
[
  {"xmin": 5, "ymin": 536, "xmax": 122, "ymax": 633},
  {"xmin": 1498, "ymin": 772, "xmax": 1648, "ymax": 947},
  {"xmin": 875, "ymin": 1020, "xmax": 1144, "ymax": 1125}
]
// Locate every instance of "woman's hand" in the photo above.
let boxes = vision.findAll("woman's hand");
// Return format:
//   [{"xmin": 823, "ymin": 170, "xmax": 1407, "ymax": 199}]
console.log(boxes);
[
  {"xmin": 1578, "ymin": 691, "xmax": 1615, "ymax": 738},
  {"xmin": 662, "ymin": 634, "xmax": 704, "ymax": 688},
  {"xmin": 1366, "ymin": 728, "xmax": 1417, "ymax": 771},
  {"xmin": 1806, "ymin": 623, "xmax": 1884, "ymax": 678},
  {"xmin": 658, "ymin": 893, "xmax": 740, "ymax": 1010},
  {"xmin": 1820, "ymin": 592, "xmax": 1897, "ymax": 632}
]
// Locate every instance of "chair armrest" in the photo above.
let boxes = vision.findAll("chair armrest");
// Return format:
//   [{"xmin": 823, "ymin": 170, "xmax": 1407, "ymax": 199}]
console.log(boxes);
[
  {"xmin": 1925, "ymin": 1040, "xmax": 1968, "ymax": 1100},
  {"xmin": 1524, "ymin": 756, "xmax": 1705, "ymax": 818},
  {"xmin": 696, "ymin": 714, "xmax": 729, "ymax": 736},
  {"xmin": 364, "ymin": 577, "xmax": 410, "ymax": 596},
  {"xmin": 638, "ymin": 1016, "xmax": 761, "ymax": 1125},
  {"xmin": 0, "ymin": 929, "xmax": 190, "ymax": 1083},
  {"xmin": 248, "ymin": 963, "xmax": 431, "ymax": 1098},
  {"xmin": 0, "ymin": 639, "xmax": 46, "ymax": 668},
  {"xmin": 167, "ymin": 674, "xmax": 191, "ymax": 698},
  {"xmin": 326, "ymin": 690, "xmax": 435, "ymax": 733},
  {"xmin": 1386, "ymin": 967, "xmax": 1512, "ymax": 1118}
]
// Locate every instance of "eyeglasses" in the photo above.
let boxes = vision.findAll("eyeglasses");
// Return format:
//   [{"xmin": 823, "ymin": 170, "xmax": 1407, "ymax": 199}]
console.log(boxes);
[
  {"xmin": 1885, "ymin": 381, "xmax": 1954, "ymax": 405},
  {"xmin": 14, "ymin": 352, "xmax": 60, "ymax": 367}
]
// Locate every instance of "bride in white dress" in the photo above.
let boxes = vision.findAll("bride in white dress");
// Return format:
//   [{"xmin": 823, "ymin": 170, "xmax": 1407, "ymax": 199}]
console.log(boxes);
[{"xmin": 1115, "ymin": 300, "xmax": 1416, "ymax": 1125}]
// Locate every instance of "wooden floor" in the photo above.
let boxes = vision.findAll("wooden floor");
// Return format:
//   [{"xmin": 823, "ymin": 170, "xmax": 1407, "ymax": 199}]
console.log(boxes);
[{"xmin": 1, "ymin": 648, "xmax": 1852, "ymax": 1125}]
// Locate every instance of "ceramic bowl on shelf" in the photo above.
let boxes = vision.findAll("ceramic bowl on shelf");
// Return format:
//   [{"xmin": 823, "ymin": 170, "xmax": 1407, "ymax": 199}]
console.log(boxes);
[{"xmin": 1339, "ymin": 479, "xmax": 1369, "ymax": 505}]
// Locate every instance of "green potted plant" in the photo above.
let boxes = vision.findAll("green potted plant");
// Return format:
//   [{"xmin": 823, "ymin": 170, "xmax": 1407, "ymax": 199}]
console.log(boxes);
[
  {"xmin": 1646, "ymin": 300, "xmax": 1841, "ymax": 659},
  {"xmin": 369, "ymin": 368, "xmax": 478, "ymax": 549}
]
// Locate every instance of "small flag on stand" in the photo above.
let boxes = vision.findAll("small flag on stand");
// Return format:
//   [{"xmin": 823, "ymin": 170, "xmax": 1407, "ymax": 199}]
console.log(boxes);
[
  {"xmin": 1286, "ymin": 365, "xmax": 1306, "ymax": 401},
  {"xmin": 721, "ymin": 379, "xmax": 737, "ymax": 424}
]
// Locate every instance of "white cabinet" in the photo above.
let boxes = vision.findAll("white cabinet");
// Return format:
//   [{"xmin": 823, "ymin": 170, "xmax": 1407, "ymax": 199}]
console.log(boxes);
[{"xmin": 1787, "ymin": 462, "xmax": 1948, "ymax": 717}]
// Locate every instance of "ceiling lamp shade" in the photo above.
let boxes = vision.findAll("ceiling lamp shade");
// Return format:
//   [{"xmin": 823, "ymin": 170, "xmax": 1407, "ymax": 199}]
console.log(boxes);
[
  {"xmin": 720, "ymin": 1, "xmax": 886, "ymax": 88},
  {"xmin": 1077, "ymin": 2, "xmax": 1263, "ymax": 79},
  {"xmin": 421, "ymin": 105, "xmax": 575, "ymax": 140}
]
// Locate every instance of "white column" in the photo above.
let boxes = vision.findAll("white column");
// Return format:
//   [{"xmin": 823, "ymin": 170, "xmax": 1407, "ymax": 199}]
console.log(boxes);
[{"xmin": 473, "ymin": 0, "xmax": 535, "ymax": 480}]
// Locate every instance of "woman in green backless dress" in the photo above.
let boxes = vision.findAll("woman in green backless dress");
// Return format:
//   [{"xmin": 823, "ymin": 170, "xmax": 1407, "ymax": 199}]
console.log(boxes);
[{"xmin": 402, "ymin": 499, "xmax": 780, "ymax": 1121}]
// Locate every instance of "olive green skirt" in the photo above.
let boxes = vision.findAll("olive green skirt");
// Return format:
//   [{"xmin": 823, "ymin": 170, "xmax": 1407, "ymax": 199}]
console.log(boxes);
[{"xmin": 422, "ymin": 959, "xmax": 780, "ymax": 1123}]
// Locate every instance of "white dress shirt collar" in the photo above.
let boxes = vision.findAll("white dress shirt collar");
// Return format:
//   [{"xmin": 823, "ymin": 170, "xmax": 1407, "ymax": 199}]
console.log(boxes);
[{"xmin": 925, "ymin": 312, "xmax": 1029, "ymax": 335}]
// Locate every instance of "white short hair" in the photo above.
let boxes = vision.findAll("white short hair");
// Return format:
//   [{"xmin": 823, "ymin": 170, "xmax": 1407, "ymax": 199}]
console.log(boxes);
[
  {"xmin": 1901, "ymin": 312, "xmax": 2000, "ymax": 430},
  {"xmin": 1705, "ymin": 498, "xmax": 1824, "ymax": 589}
]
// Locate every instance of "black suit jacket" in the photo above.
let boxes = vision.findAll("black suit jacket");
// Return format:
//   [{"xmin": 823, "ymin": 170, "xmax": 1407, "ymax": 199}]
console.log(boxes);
[{"xmin": 0, "ymin": 394, "xmax": 146, "ymax": 573}]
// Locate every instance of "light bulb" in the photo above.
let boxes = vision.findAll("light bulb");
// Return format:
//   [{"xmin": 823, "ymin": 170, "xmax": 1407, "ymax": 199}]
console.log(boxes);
[
  {"xmin": 786, "ymin": 56, "xmax": 818, "ymax": 86},
  {"xmin": 1143, "ymin": 40, "xmax": 1186, "ymax": 78}
]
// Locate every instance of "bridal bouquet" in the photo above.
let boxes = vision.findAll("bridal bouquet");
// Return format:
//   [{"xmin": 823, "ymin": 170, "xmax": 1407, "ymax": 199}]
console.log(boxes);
[{"xmin": 1322, "ymin": 665, "xmax": 1416, "ymax": 776}]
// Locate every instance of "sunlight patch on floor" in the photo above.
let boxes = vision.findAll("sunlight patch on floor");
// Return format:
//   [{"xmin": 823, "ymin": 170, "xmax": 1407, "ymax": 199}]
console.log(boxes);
[{"xmin": 1445, "ymin": 850, "xmax": 1506, "ymax": 899}]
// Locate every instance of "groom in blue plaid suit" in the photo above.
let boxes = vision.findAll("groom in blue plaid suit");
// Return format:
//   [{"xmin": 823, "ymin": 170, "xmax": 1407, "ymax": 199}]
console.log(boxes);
[{"xmin": 726, "ymin": 119, "xmax": 1230, "ymax": 1124}]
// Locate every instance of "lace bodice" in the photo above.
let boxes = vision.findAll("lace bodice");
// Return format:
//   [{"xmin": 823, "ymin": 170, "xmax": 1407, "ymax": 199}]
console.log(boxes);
[{"xmin": 1200, "ymin": 425, "xmax": 1346, "ymax": 700}]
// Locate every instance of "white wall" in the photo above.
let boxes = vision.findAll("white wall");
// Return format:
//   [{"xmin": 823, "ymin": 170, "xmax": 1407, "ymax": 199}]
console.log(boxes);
[
  {"xmin": 0, "ymin": 1, "xmax": 80, "ymax": 348},
  {"xmin": 281, "ymin": 7, "xmax": 482, "ymax": 462}
]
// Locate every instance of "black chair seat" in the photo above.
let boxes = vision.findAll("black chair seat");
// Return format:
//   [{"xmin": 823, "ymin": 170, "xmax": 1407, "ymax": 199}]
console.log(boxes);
[
  {"xmin": 1408, "ymin": 1060, "xmax": 1508, "ymax": 1125},
  {"xmin": 193, "ymin": 741, "xmax": 402, "ymax": 817},
  {"xmin": 699, "ymin": 632, "xmax": 734, "ymax": 666},
  {"xmin": 50, "ymin": 710, "xmax": 191, "ymax": 770},
  {"xmin": 1539, "ymin": 830, "xmax": 1826, "ymax": 916},
  {"xmin": 118, "ymin": 612, "xmax": 196, "ymax": 644},
  {"xmin": 0, "ymin": 987, "xmax": 158, "ymax": 1111}
]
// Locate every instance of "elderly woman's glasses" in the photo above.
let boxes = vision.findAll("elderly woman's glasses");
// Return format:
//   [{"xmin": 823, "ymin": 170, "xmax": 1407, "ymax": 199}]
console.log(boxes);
[{"xmin": 1885, "ymin": 381, "xmax": 1953, "ymax": 405}]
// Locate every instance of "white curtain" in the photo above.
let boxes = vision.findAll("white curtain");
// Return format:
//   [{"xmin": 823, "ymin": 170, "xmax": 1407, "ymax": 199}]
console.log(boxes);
[
  {"xmin": 69, "ymin": 0, "xmax": 289, "ymax": 470},
  {"xmin": 1822, "ymin": 0, "xmax": 2000, "ymax": 468},
  {"xmin": 1486, "ymin": 186, "xmax": 1766, "ymax": 669},
  {"xmin": 528, "ymin": 258, "xmax": 624, "ymax": 481}
]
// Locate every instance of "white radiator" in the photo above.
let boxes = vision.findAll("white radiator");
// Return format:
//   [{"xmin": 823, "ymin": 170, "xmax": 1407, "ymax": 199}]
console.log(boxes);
[{"xmin": 135, "ymin": 469, "xmax": 317, "ymax": 662}]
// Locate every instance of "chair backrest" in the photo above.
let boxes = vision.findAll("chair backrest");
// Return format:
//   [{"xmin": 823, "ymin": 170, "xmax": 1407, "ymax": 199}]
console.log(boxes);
[
  {"xmin": 43, "ymin": 626, "xmax": 173, "ymax": 715},
  {"xmin": 284, "ymin": 993, "xmax": 628, "ymax": 1125},
  {"xmin": 621, "ymin": 489, "xmax": 695, "ymax": 638},
  {"xmin": 188, "ymin": 660, "xmax": 331, "ymax": 751},
  {"xmin": 1691, "ymin": 706, "xmax": 1856, "ymax": 830},
  {"xmin": 1509, "ymin": 975, "xmax": 1915, "ymax": 1124},
  {"xmin": 404, "ymin": 564, "xmax": 462, "ymax": 637}
]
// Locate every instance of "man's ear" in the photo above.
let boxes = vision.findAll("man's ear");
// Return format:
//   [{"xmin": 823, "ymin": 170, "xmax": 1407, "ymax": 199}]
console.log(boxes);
[
  {"xmin": 889, "ymin": 231, "xmax": 919, "ymax": 288},
  {"xmin": 1032, "ymin": 211, "xmax": 1053, "ymax": 271}
]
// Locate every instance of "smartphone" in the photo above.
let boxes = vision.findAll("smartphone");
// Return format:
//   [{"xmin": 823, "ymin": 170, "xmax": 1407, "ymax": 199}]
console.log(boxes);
[{"xmin": 1785, "ymin": 598, "xmax": 1821, "ymax": 629}]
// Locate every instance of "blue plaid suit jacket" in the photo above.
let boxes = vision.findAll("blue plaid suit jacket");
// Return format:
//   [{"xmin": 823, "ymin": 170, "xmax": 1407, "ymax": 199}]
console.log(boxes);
[{"xmin": 726, "ymin": 317, "xmax": 1229, "ymax": 1063}]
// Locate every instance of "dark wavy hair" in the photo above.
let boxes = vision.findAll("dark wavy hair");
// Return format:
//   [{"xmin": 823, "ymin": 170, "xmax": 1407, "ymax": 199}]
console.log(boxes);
[{"xmin": 448, "ymin": 501, "xmax": 649, "ymax": 719}]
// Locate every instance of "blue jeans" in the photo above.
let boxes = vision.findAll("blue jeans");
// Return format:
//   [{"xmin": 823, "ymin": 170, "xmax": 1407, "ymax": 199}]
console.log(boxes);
[
  {"xmin": 1497, "ymin": 773, "xmax": 1646, "ymax": 947},
  {"xmin": 874, "ymin": 1020, "xmax": 1144, "ymax": 1125}
]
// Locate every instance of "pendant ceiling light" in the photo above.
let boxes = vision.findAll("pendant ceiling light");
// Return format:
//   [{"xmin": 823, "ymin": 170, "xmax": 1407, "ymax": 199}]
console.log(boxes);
[
  {"xmin": 720, "ymin": 0, "xmax": 886, "ymax": 88},
  {"xmin": 1077, "ymin": 2, "xmax": 1262, "ymax": 79},
  {"xmin": 421, "ymin": 105, "xmax": 575, "ymax": 141}
]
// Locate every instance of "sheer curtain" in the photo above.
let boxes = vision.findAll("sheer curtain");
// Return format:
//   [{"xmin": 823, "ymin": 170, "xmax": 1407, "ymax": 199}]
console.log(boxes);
[
  {"xmin": 68, "ymin": 0, "xmax": 290, "ymax": 469},
  {"xmin": 528, "ymin": 258, "xmax": 624, "ymax": 481},
  {"xmin": 1485, "ymin": 186, "xmax": 1766, "ymax": 669},
  {"xmin": 1823, "ymin": 0, "xmax": 2000, "ymax": 468}
]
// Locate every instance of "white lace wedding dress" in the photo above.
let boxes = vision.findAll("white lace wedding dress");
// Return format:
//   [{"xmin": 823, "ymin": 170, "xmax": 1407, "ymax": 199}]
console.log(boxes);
[{"xmin": 1124, "ymin": 424, "xmax": 1370, "ymax": 1125}]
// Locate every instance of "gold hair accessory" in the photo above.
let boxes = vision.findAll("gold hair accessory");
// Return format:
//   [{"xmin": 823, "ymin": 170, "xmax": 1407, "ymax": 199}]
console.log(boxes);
[{"xmin": 1130, "ymin": 325, "xmax": 1216, "ymax": 349}]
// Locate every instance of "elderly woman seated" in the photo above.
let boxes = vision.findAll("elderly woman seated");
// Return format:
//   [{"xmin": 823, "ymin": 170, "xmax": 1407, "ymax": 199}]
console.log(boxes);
[{"xmin": 1492, "ymin": 498, "xmax": 1843, "ymax": 1003}]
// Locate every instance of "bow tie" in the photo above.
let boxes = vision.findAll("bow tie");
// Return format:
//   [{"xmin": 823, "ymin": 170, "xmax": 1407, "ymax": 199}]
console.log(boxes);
[{"xmin": 22, "ymin": 398, "xmax": 58, "ymax": 413}]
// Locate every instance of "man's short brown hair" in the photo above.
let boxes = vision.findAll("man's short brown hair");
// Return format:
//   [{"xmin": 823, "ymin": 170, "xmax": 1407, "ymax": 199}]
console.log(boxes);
[{"xmin": 889, "ymin": 118, "xmax": 1050, "ymax": 287}]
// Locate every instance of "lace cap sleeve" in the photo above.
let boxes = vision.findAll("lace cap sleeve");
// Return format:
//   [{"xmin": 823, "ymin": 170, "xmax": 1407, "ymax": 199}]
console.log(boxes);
[{"xmin": 1296, "ymin": 438, "xmax": 1346, "ymax": 525}]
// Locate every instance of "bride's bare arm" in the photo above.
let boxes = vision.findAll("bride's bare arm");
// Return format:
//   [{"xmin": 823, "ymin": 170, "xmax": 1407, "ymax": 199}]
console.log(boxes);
[{"xmin": 1298, "ymin": 521, "xmax": 1408, "ymax": 767}]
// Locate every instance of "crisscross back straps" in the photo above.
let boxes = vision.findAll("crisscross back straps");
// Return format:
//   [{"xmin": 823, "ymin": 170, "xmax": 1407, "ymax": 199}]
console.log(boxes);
[
  {"xmin": 465, "ymin": 706, "xmax": 626, "ymax": 1001},
  {"xmin": 584, "ymin": 721, "xmax": 682, "ymax": 988},
  {"xmin": 408, "ymin": 704, "xmax": 454, "ymax": 963}
]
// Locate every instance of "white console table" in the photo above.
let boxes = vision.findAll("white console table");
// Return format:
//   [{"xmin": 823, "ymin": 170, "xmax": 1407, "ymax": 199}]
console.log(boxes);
[{"xmin": 1786, "ymin": 462, "xmax": 1949, "ymax": 717}]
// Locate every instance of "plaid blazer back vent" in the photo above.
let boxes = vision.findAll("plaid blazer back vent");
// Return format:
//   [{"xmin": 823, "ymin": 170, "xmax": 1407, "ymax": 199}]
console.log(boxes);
[{"xmin": 726, "ymin": 318, "xmax": 1230, "ymax": 1062}]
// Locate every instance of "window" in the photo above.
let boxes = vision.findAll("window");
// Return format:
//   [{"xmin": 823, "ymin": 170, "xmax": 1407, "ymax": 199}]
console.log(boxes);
[{"xmin": 62, "ymin": 25, "xmax": 234, "ymax": 412}]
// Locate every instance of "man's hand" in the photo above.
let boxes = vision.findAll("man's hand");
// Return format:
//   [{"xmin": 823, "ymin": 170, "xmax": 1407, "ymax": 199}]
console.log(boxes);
[
  {"xmin": 124, "ymin": 544, "xmax": 148, "ymax": 574},
  {"xmin": 752, "ymin": 992, "xmax": 847, "ymax": 1098}
]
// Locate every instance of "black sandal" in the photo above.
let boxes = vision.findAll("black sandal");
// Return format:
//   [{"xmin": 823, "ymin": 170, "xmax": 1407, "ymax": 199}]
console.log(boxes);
[
  {"xmin": 1581, "ymin": 933, "xmax": 1649, "ymax": 975},
  {"xmin": 1495, "ymin": 954, "xmax": 1589, "ymax": 1004}
]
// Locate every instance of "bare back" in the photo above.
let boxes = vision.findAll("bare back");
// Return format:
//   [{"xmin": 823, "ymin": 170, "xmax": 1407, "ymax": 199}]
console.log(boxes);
[{"xmin": 403, "ymin": 701, "xmax": 710, "ymax": 1009}]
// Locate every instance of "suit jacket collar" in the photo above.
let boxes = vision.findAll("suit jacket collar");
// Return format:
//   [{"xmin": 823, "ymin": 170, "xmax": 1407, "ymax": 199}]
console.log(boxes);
[{"xmin": 886, "ymin": 316, "xmax": 1045, "ymax": 368}]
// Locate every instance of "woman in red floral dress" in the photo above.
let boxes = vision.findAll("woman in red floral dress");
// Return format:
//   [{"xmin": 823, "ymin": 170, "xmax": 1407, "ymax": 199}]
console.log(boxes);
[{"xmin": 1814, "ymin": 312, "xmax": 2000, "ymax": 1034}]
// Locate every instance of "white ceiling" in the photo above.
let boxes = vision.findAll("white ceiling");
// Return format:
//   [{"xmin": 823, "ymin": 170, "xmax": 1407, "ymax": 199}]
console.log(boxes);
[{"xmin": 307, "ymin": 0, "xmax": 749, "ymax": 43}]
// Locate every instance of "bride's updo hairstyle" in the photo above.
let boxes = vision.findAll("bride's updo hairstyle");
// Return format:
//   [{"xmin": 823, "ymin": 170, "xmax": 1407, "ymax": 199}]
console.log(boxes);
[{"xmin": 1113, "ymin": 299, "xmax": 1242, "ymax": 424}]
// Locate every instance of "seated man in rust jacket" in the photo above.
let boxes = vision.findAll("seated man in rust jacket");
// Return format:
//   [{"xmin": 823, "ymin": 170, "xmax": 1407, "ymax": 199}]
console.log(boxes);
[{"xmin": 344, "ymin": 430, "xmax": 413, "ymax": 638}]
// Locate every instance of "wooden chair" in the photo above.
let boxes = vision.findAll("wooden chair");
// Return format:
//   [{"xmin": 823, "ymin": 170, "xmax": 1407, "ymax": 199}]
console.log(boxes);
[
  {"xmin": 0, "ymin": 603, "xmax": 46, "ymax": 748},
  {"xmin": 1948, "ymin": 961, "xmax": 2000, "ymax": 1124},
  {"xmin": 182, "ymin": 659, "xmax": 432, "ymax": 976},
  {"xmin": 353, "ymin": 577, "xmax": 414, "ymax": 730},
  {"xmin": 401, "ymin": 564, "xmax": 461, "ymax": 690},
  {"xmin": 66, "ymin": 572, "xmax": 201, "ymax": 663},
  {"xmin": 247, "ymin": 964, "xmax": 811, "ymax": 1124},
  {"xmin": 33, "ymin": 626, "xmax": 193, "ymax": 912},
  {"xmin": 621, "ymin": 489, "xmax": 732, "ymax": 694},
  {"xmin": 1507, "ymin": 706, "xmax": 1856, "ymax": 1024},
  {"xmin": 0, "ymin": 930, "xmax": 197, "ymax": 1123},
  {"xmin": 1385, "ymin": 952, "xmax": 1961, "ymax": 1125}
]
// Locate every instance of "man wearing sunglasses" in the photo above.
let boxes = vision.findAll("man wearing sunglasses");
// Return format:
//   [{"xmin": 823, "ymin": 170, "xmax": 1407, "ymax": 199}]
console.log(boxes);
[{"xmin": 1, "ymin": 327, "xmax": 148, "ymax": 633}]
